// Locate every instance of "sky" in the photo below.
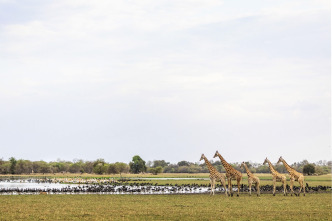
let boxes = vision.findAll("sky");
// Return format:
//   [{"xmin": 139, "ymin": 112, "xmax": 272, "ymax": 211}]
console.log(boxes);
[{"xmin": 0, "ymin": 0, "xmax": 330, "ymax": 164}]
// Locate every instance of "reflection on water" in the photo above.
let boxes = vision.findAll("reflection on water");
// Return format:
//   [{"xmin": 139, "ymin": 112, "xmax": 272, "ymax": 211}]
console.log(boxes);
[{"xmin": 0, "ymin": 181, "xmax": 81, "ymax": 189}]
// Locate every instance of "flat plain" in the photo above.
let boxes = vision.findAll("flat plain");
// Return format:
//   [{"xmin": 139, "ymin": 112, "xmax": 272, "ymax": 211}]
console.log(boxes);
[
  {"xmin": 0, "ymin": 173, "xmax": 331, "ymax": 220},
  {"xmin": 0, "ymin": 193, "xmax": 331, "ymax": 220}
]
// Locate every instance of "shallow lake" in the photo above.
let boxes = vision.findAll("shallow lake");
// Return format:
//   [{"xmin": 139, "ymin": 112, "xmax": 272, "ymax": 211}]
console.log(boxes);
[
  {"xmin": 0, "ymin": 180, "xmax": 227, "ymax": 195},
  {"xmin": 0, "ymin": 181, "xmax": 81, "ymax": 189}
]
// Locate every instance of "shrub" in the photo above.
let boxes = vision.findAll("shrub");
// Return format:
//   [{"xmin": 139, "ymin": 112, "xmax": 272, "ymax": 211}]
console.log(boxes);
[
  {"xmin": 149, "ymin": 166, "xmax": 163, "ymax": 175},
  {"xmin": 303, "ymin": 164, "xmax": 315, "ymax": 175}
]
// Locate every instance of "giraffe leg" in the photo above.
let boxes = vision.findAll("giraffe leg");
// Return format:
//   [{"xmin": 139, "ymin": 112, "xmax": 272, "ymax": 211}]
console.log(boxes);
[
  {"xmin": 273, "ymin": 179, "xmax": 276, "ymax": 196},
  {"xmin": 228, "ymin": 178, "xmax": 233, "ymax": 197},
  {"xmin": 302, "ymin": 178, "xmax": 306, "ymax": 196},
  {"xmin": 283, "ymin": 181, "xmax": 287, "ymax": 196},
  {"xmin": 255, "ymin": 182, "xmax": 260, "ymax": 196},
  {"xmin": 290, "ymin": 178, "xmax": 294, "ymax": 196},
  {"xmin": 222, "ymin": 180, "xmax": 228, "ymax": 197},
  {"xmin": 298, "ymin": 178, "xmax": 305, "ymax": 196},
  {"xmin": 237, "ymin": 178, "xmax": 240, "ymax": 197},
  {"xmin": 297, "ymin": 181, "xmax": 302, "ymax": 197},
  {"xmin": 209, "ymin": 179, "xmax": 213, "ymax": 196},
  {"xmin": 210, "ymin": 179, "xmax": 215, "ymax": 196},
  {"xmin": 248, "ymin": 181, "xmax": 252, "ymax": 196}
]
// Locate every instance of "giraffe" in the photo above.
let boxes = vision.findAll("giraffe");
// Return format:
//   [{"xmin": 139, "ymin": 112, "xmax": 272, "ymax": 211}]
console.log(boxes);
[
  {"xmin": 277, "ymin": 156, "xmax": 305, "ymax": 196},
  {"xmin": 213, "ymin": 151, "xmax": 242, "ymax": 197},
  {"xmin": 263, "ymin": 158, "xmax": 287, "ymax": 196},
  {"xmin": 240, "ymin": 162, "xmax": 260, "ymax": 196},
  {"xmin": 200, "ymin": 154, "xmax": 228, "ymax": 196}
]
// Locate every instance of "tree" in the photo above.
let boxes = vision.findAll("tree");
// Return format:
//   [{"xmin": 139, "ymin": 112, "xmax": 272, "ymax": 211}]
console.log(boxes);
[
  {"xmin": 115, "ymin": 162, "xmax": 129, "ymax": 175},
  {"xmin": 51, "ymin": 161, "xmax": 70, "ymax": 173},
  {"xmin": 38, "ymin": 161, "xmax": 52, "ymax": 174},
  {"xmin": 129, "ymin": 155, "xmax": 147, "ymax": 174},
  {"xmin": 315, "ymin": 165, "xmax": 324, "ymax": 175},
  {"xmin": 177, "ymin": 161, "xmax": 190, "ymax": 167},
  {"xmin": 108, "ymin": 163, "xmax": 119, "ymax": 174},
  {"xmin": 82, "ymin": 161, "xmax": 94, "ymax": 174},
  {"xmin": 178, "ymin": 166, "xmax": 190, "ymax": 173},
  {"xmin": 15, "ymin": 160, "xmax": 33, "ymax": 174},
  {"xmin": 108, "ymin": 162, "xmax": 129, "ymax": 175},
  {"xmin": 0, "ymin": 161, "xmax": 11, "ymax": 174},
  {"xmin": 9, "ymin": 157, "xmax": 17, "ymax": 174},
  {"xmin": 93, "ymin": 159, "xmax": 107, "ymax": 174},
  {"xmin": 149, "ymin": 166, "xmax": 163, "ymax": 175},
  {"xmin": 274, "ymin": 164, "xmax": 287, "ymax": 173},
  {"xmin": 152, "ymin": 160, "xmax": 169, "ymax": 168},
  {"xmin": 303, "ymin": 164, "xmax": 315, "ymax": 175},
  {"xmin": 255, "ymin": 165, "xmax": 270, "ymax": 173},
  {"xmin": 163, "ymin": 164, "xmax": 179, "ymax": 173},
  {"xmin": 69, "ymin": 163, "xmax": 82, "ymax": 173}
]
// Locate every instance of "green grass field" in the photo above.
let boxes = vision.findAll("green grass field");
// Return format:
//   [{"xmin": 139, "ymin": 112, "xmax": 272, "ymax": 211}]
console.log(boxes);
[
  {"xmin": 0, "ymin": 193, "xmax": 331, "ymax": 220},
  {"xmin": 1, "ymin": 174, "xmax": 331, "ymax": 220}
]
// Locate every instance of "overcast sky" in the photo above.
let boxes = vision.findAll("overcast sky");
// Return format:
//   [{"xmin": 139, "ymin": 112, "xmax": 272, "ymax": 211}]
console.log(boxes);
[{"xmin": 0, "ymin": 0, "xmax": 330, "ymax": 164}]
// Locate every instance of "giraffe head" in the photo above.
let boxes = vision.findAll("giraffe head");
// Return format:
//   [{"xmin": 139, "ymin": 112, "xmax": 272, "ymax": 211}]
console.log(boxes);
[
  {"xmin": 200, "ymin": 154, "xmax": 205, "ymax": 161},
  {"xmin": 263, "ymin": 158, "xmax": 268, "ymax": 165},
  {"xmin": 240, "ymin": 161, "xmax": 245, "ymax": 169},
  {"xmin": 213, "ymin": 150, "xmax": 219, "ymax": 158},
  {"xmin": 277, "ymin": 156, "xmax": 283, "ymax": 164}
]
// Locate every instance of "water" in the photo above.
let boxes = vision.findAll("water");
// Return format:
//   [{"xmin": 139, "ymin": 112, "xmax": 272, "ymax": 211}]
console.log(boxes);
[
  {"xmin": 0, "ymin": 181, "xmax": 82, "ymax": 189},
  {"xmin": 0, "ymin": 180, "xmax": 229, "ymax": 195}
]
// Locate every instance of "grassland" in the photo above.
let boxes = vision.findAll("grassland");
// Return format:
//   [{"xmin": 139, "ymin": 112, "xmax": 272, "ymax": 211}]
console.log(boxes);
[
  {"xmin": 0, "ymin": 193, "xmax": 331, "ymax": 220},
  {"xmin": 1, "ymin": 174, "xmax": 331, "ymax": 220}
]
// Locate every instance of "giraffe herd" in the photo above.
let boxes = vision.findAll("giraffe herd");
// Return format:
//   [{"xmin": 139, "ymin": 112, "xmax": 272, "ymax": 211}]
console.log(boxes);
[{"xmin": 200, "ymin": 151, "xmax": 306, "ymax": 197}]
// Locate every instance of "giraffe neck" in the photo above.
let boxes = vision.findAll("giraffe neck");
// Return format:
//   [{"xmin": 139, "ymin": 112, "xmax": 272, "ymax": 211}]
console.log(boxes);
[
  {"xmin": 266, "ymin": 160, "xmax": 277, "ymax": 173},
  {"xmin": 280, "ymin": 159, "xmax": 294, "ymax": 173},
  {"xmin": 243, "ymin": 164, "xmax": 252, "ymax": 177},
  {"xmin": 217, "ymin": 153, "xmax": 231, "ymax": 169},
  {"xmin": 203, "ymin": 156, "xmax": 216, "ymax": 173}
]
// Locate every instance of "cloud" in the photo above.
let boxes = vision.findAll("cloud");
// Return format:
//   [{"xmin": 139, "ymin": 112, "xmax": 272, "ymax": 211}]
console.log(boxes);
[{"xmin": 0, "ymin": 0, "xmax": 330, "ymax": 163}]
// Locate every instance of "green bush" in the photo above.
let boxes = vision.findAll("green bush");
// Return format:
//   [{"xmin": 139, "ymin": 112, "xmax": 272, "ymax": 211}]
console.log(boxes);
[{"xmin": 303, "ymin": 164, "xmax": 315, "ymax": 175}]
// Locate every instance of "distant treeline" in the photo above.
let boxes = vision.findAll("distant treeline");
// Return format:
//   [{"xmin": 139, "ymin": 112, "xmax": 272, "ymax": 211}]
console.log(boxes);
[{"xmin": 0, "ymin": 156, "xmax": 331, "ymax": 175}]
